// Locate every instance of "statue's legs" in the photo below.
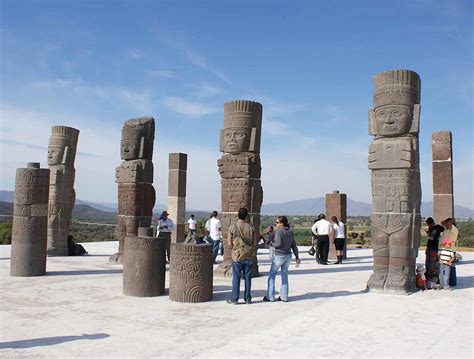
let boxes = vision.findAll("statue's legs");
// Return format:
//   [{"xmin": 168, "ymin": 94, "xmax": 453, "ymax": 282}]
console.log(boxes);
[{"xmin": 367, "ymin": 228, "xmax": 389, "ymax": 291}]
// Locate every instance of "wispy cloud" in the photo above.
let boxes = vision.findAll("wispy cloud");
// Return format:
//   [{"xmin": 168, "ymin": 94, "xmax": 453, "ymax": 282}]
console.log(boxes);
[
  {"xmin": 126, "ymin": 49, "xmax": 145, "ymax": 60},
  {"xmin": 28, "ymin": 78, "xmax": 83, "ymax": 90},
  {"xmin": 160, "ymin": 96, "xmax": 218, "ymax": 117},
  {"xmin": 147, "ymin": 69, "xmax": 175, "ymax": 78},
  {"xmin": 191, "ymin": 84, "xmax": 223, "ymax": 98}
]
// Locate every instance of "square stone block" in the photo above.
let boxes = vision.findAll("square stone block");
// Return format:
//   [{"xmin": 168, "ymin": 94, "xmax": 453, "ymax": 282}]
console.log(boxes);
[
  {"xmin": 325, "ymin": 192, "xmax": 347, "ymax": 222},
  {"xmin": 171, "ymin": 224, "xmax": 186, "ymax": 243},
  {"xmin": 432, "ymin": 131, "xmax": 452, "ymax": 161},
  {"xmin": 168, "ymin": 170, "xmax": 187, "ymax": 197},
  {"xmin": 167, "ymin": 196, "xmax": 186, "ymax": 224},
  {"xmin": 432, "ymin": 161, "xmax": 453, "ymax": 194},
  {"xmin": 169, "ymin": 153, "xmax": 188, "ymax": 170},
  {"xmin": 433, "ymin": 194, "xmax": 454, "ymax": 224}
]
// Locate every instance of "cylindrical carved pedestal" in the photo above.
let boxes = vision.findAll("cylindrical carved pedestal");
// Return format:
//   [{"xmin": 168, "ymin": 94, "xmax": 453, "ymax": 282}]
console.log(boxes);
[
  {"xmin": 11, "ymin": 162, "xmax": 50, "ymax": 277},
  {"xmin": 169, "ymin": 243, "xmax": 213, "ymax": 303},
  {"xmin": 123, "ymin": 227, "xmax": 166, "ymax": 297}
]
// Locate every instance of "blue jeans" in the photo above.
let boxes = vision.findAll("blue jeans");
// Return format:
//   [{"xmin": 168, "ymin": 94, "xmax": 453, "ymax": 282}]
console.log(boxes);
[
  {"xmin": 267, "ymin": 253, "xmax": 292, "ymax": 301},
  {"xmin": 212, "ymin": 239, "xmax": 221, "ymax": 261},
  {"xmin": 439, "ymin": 263, "xmax": 451, "ymax": 289},
  {"xmin": 231, "ymin": 259, "xmax": 253, "ymax": 302}
]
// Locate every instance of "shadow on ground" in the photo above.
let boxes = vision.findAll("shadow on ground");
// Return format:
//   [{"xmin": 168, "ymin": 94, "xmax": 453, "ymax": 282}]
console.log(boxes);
[
  {"xmin": 0, "ymin": 333, "xmax": 110, "ymax": 349},
  {"xmin": 46, "ymin": 269, "xmax": 122, "ymax": 276}
]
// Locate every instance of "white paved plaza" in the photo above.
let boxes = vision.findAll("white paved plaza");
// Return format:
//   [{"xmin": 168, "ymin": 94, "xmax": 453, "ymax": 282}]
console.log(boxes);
[{"xmin": 0, "ymin": 242, "xmax": 473, "ymax": 358}]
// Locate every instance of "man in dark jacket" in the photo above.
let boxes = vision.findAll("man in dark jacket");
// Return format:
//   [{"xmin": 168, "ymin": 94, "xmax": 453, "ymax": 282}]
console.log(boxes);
[{"xmin": 425, "ymin": 217, "xmax": 444, "ymax": 282}]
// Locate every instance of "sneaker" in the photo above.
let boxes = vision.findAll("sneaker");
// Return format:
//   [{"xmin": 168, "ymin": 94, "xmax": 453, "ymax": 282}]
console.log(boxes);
[
  {"xmin": 226, "ymin": 299, "xmax": 238, "ymax": 305},
  {"xmin": 262, "ymin": 296, "xmax": 271, "ymax": 302},
  {"xmin": 245, "ymin": 300, "xmax": 252, "ymax": 304},
  {"xmin": 278, "ymin": 297, "xmax": 288, "ymax": 302}
]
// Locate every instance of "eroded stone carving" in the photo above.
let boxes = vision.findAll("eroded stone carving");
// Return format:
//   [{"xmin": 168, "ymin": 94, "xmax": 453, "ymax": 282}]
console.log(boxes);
[
  {"xmin": 123, "ymin": 227, "xmax": 166, "ymax": 297},
  {"xmin": 216, "ymin": 100, "xmax": 263, "ymax": 277},
  {"xmin": 169, "ymin": 243, "xmax": 213, "ymax": 302},
  {"xmin": 47, "ymin": 126, "xmax": 79, "ymax": 256},
  {"xmin": 110, "ymin": 117, "xmax": 156, "ymax": 263},
  {"xmin": 367, "ymin": 70, "xmax": 422, "ymax": 293},
  {"xmin": 11, "ymin": 163, "xmax": 50, "ymax": 276},
  {"xmin": 432, "ymin": 131, "xmax": 454, "ymax": 223}
]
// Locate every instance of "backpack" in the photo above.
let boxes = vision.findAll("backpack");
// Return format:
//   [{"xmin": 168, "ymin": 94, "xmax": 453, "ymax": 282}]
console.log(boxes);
[{"xmin": 231, "ymin": 224, "xmax": 255, "ymax": 262}]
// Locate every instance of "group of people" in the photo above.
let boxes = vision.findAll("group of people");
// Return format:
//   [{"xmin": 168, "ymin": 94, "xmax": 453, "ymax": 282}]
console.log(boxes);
[
  {"xmin": 422, "ymin": 217, "xmax": 458, "ymax": 290},
  {"xmin": 310, "ymin": 214, "xmax": 346, "ymax": 265}
]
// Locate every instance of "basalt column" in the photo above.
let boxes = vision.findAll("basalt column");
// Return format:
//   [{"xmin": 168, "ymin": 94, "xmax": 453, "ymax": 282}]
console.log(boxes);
[
  {"xmin": 216, "ymin": 100, "xmax": 263, "ymax": 278},
  {"xmin": 432, "ymin": 132, "xmax": 454, "ymax": 224},
  {"xmin": 47, "ymin": 126, "xmax": 79, "ymax": 256},
  {"xmin": 169, "ymin": 243, "xmax": 213, "ymax": 302},
  {"xmin": 168, "ymin": 153, "xmax": 187, "ymax": 243},
  {"xmin": 110, "ymin": 117, "xmax": 156, "ymax": 264},
  {"xmin": 366, "ymin": 70, "xmax": 422, "ymax": 293},
  {"xmin": 11, "ymin": 163, "xmax": 50, "ymax": 276},
  {"xmin": 326, "ymin": 190, "xmax": 347, "ymax": 260},
  {"xmin": 123, "ymin": 227, "xmax": 166, "ymax": 297}
]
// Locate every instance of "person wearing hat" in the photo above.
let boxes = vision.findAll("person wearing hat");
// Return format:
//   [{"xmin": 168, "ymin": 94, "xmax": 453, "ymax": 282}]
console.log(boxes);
[
  {"xmin": 438, "ymin": 238, "xmax": 455, "ymax": 290},
  {"xmin": 158, "ymin": 210, "xmax": 174, "ymax": 263}
]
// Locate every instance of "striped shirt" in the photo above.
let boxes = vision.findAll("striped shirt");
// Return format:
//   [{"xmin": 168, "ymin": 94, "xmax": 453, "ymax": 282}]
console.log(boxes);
[{"xmin": 439, "ymin": 248, "xmax": 454, "ymax": 265}]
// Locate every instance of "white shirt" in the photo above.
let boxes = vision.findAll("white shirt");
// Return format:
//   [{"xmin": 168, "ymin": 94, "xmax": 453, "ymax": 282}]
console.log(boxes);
[
  {"xmin": 188, "ymin": 218, "xmax": 197, "ymax": 230},
  {"xmin": 333, "ymin": 222, "xmax": 345, "ymax": 238},
  {"xmin": 158, "ymin": 218, "xmax": 174, "ymax": 233},
  {"xmin": 312, "ymin": 219, "xmax": 332, "ymax": 236},
  {"xmin": 208, "ymin": 217, "xmax": 222, "ymax": 240}
]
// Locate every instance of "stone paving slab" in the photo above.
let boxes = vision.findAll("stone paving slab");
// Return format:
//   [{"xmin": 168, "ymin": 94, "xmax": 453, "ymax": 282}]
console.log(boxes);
[{"xmin": 0, "ymin": 242, "xmax": 472, "ymax": 358}]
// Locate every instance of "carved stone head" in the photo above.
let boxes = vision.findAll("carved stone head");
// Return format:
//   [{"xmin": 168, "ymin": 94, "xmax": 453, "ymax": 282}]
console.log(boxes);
[
  {"xmin": 121, "ymin": 117, "xmax": 155, "ymax": 160},
  {"xmin": 220, "ymin": 100, "xmax": 262, "ymax": 154},
  {"xmin": 369, "ymin": 70, "xmax": 421, "ymax": 137},
  {"xmin": 47, "ymin": 126, "xmax": 80, "ymax": 167}
]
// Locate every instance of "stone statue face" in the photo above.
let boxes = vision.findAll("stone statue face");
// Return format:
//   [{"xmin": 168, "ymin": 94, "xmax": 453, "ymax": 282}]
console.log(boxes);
[
  {"xmin": 48, "ymin": 146, "xmax": 65, "ymax": 165},
  {"xmin": 223, "ymin": 128, "xmax": 250, "ymax": 153},
  {"xmin": 121, "ymin": 139, "xmax": 140, "ymax": 160},
  {"xmin": 374, "ymin": 105, "xmax": 412, "ymax": 136}
]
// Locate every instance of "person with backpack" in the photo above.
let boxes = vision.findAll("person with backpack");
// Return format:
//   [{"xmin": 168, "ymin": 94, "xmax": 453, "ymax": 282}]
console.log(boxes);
[
  {"xmin": 263, "ymin": 215, "xmax": 300, "ymax": 302},
  {"xmin": 227, "ymin": 207, "xmax": 256, "ymax": 305}
]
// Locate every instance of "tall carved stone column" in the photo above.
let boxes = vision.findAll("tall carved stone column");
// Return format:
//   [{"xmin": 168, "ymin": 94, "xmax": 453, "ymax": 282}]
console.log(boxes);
[
  {"xmin": 11, "ymin": 163, "xmax": 50, "ymax": 276},
  {"xmin": 110, "ymin": 117, "xmax": 156, "ymax": 264},
  {"xmin": 326, "ymin": 190, "xmax": 347, "ymax": 260},
  {"xmin": 432, "ymin": 131, "xmax": 454, "ymax": 223},
  {"xmin": 168, "ymin": 153, "xmax": 187, "ymax": 243},
  {"xmin": 47, "ymin": 126, "xmax": 79, "ymax": 256},
  {"xmin": 215, "ymin": 100, "xmax": 263, "ymax": 277},
  {"xmin": 366, "ymin": 70, "xmax": 422, "ymax": 293}
]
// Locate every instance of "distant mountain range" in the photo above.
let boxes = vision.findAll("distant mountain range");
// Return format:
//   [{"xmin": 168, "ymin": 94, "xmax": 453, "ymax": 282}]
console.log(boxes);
[{"xmin": 1, "ymin": 190, "xmax": 473, "ymax": 219}]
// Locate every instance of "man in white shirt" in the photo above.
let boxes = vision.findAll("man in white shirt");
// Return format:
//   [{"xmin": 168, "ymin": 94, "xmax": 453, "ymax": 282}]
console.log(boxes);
[
  {"xmin": 158, "ymin": 211, "xmax": 174, "ymax": 263},
  {"xmin": 311, "ymin": 214, "xmax": 333, "ymax": 265},
  {"xmin": 207, "ymin": 211, "xmax": 222, "ymax": 263},
  {"xmin": 188, "ymin": 214, "xmax": 197, "ymax": 236}
]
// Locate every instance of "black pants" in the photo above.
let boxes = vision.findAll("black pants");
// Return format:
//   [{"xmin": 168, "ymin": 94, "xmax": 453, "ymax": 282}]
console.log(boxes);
[{"xmin": 317, "ymin": 235, "xmax": 329, "ymax": 263}]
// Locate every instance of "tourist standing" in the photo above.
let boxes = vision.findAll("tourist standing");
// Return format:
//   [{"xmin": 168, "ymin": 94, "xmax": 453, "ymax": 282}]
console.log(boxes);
[
  {"xmin": 158, "ymin": 211, "xmax": 174, "ymax": 263},
  {"xmin": 227, "ymin": 208, "xmax": 256, "ymax": 304},
  {"xmin": 207, "ymin": 211, "xmax": 222, "ymax": 263},
  {"xmin": 425, "ymin": 217, "xmax": 444, "ymax": 283},
  {"xmin": 441, "ymin": 218, "xmax": 458, "ymax": 286},
  {"xmin": 263, "ymin": 216, "xmax": 300, "ymax": 302},
  {"xmin": 331, "ymin": 216, "xmax": 345, "ymax": 264},
  {"xmin": 187, "ymin": 214, "xmax": 197, "ymax": 236},
  {"xmin": 311, "ymin": 214, "xmax": 333, "ymax": 265},
  {"xmin": 438, "ymin": 238, "xmax": 455, "ymax": 290}
]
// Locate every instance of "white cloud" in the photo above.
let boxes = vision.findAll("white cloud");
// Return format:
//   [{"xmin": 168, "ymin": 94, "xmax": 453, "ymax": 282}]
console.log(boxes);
[
  {"xmin": 126, "ymin": 49, "xmax": 145, "ymax": 60},
  {"xmin": 147, "ymin": 69, "xmax": 175, "ymax": 78},
  {"xmin": 192, "ymin": 84, "xmax": 223, "ymax": 98},
  {"xmin": 28, "ymin": 78, "xmax": 83, "ymax": 90},
  {"xmin": 160, "ymin": 96, "xmax": 218, "ymax": 117}
]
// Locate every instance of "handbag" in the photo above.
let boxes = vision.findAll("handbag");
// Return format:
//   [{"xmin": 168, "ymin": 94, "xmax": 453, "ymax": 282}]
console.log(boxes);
[{"xmin": 308, "ymin": 246, "xmax": 316, "ymax": 256}]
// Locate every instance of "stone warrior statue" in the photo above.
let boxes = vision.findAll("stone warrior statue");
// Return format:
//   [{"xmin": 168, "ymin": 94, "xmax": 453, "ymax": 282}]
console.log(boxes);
[
  {"xmin": 47, "ymin": 126, "xmax": 80, "ymax": 256},
  {"xmin": 110, "ymin": 117, "xmax": 156, "ymax": 264},
  {"xmin": 367, "ymin": 70, "xmax": 422, "ymax": 293},
  {"xmin": 215, "ymin": 100, "xmax": 263, "ymax": 277}
]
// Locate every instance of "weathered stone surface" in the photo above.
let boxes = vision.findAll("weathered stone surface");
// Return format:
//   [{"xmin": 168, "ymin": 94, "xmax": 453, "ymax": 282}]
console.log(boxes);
[
  {"xmin": 169, "ymin": 243, "xmax": 213, "ymax": 302},
  {"xmin": 326, "ymin": 191, "xmax": 347, "ymax": 260},
  {"xmin": 47, "ymin": 126, "xmax": 79, "ymax": 256},
  {"xmin": 167, "ymin": 153, "xmax": 187, "ymax": 244},
  {"xmin": 432, "ymin": 131, "xmax": 454, "ymax": 224},
  {"xmin": 217, "ymin": 100, "xmax": 263, "ymax": 277},
  {"xmin": 123, "ymin": 227, "xmax": 166, "ymax": 297},
  {"xmin": 11, "ymin": 163, "xmax": 50, "ymax": 277},
  {"xmin": 367, "ymin": 70, "xmax": 422, "ymax": 294},
  {"xmin": 110, "ymin": 118, "xmax": 155, "ymax": 263}
]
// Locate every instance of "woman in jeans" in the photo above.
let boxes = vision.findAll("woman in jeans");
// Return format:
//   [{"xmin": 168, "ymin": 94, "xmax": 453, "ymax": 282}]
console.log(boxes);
[{"xmin": 263, "ymin": 216, "xmax": 300, "ymax": 302}]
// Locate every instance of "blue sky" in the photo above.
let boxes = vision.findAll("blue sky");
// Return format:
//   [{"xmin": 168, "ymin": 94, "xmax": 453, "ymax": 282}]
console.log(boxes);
[{"xmin": 0, "ymin": 0, "xmax": 472, "ymax": 210}]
